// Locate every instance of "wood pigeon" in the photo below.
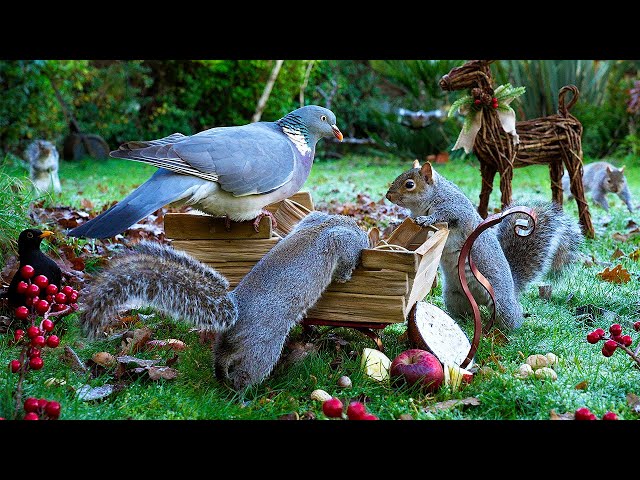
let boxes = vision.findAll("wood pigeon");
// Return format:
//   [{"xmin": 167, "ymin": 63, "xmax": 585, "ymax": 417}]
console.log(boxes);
[{"xmin": 67, "ymin": 105, "xmax": 343, "ymax": 238}]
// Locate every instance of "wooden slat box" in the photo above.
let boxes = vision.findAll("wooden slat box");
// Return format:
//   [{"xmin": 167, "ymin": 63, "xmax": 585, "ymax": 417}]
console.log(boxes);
[{"xmin": 164, "ymin": 192, "xmax": 448, "ymax": 328}]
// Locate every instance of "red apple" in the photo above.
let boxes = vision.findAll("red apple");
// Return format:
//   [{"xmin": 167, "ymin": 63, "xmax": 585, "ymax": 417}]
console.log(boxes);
[{"xmin": 390, "ymin": 349, "xmax": 444, "ymax": 392}]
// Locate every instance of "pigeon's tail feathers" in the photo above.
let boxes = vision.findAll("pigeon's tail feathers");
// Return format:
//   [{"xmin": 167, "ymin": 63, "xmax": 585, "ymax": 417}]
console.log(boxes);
[
  {"xmin": 67, "ymin": 170, "xmax": 204, "ymax": 239},
  {"xmin": 114, "ymin": 133, "xmax": 188, "ymax": 151}
]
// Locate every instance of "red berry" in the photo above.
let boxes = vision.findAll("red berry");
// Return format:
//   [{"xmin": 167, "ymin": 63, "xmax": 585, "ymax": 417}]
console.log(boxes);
[
  {"xmin": 70, "ymin": 303, "xmax": 79, "ymax": 311},
  {"xmin": 574, "ymin": 407, "xmax": 592, "ymax": 420},
  {"xmin": 44, "ymin": 401, "xmax": 61, "ymax": 419},
  {"xmin": 35, "ymin": 299, "xmax": 50, "ymax": 315},
  {"xmin": 586, "ymin": 332, "xmax": 600, "ymax": 344},
  {"xmin": 15, "ymin": 306, "xmax": 29, "ymax": 320},
  {"xmin": 609, "ymin": 324, "xmax": 623, "ymax": 336},
  {"xmin": 54, "ymin": 293, "xmax": 67, "ymax": 304},
  {"xmin": 24, "ymin": 397, "xmax": 39, "ymax": 413},
  {"xmin": 360, "ymin": 413, "xmax": 379, "ymax": 420},
  {"xmin": 37, "ymin": 398, "xmax": 48, "ymax": 410},
  {"xmin": 14, "ymin": 329, "xmax": 24, "ymax": 341},
  {"xmin": 27, "ymin": 347, "xmax": 41, "ymax": 358},
  {"xmin": 46, "ymin": 335, "xmax": 60, "ymax": 348},
  {"xmin": 26, "ymin": 284, "xmax": 40, "ymax": 298},
  {"xmin": 61, "ymin": 285, "xmax": 74, "ymax": 296},
  {"xmin": 20, "ymin": 265, "xmax": 35, "ymax": 279},
  {"xmin": 16, "ymin": 281, "xmax": 29, "ymax": 294},
  {"xmin": 346, "ymin": 401, "xmax": 368, "ymax": 420},
  {"xmin": 634, "ymin": 322, "xmax": 640, "ymax": 332},
  {"xmin": 46, "ymin": 295, "xmax": 54, "ymax": 303},
  {"xmin": 9, "ymin": 360, "xmax": 21, "ymax": 373},
  {"xmin": 45, "ymin": 284, "xmax": 58, "ymax": 296},
  {"xmin": 611, "ymin": 334, "xmax": 623, "ymax": 344},
  {"xmin": 41, "ymin": 319, "xmax": 54, "ymax": 332},
  {"xmin": 23, "ymin": 412, "xmax": 39, "ymax": 420},
  {"xmin": 33, "ymin": 275, "xmax": 49, "ymax": 289},
  {"xmin": 594, "ymin": 328, "xmax": 606, "ymax": 338},
  {"xmin": 29, "ymin": 357, "xmax": 44, "ymax": 370},
  {"xmin": 32, "ymin": 335, "xmax": 46, "ymax": 348},
  {"xmin": 474, "ymin": 99, "xmax": 481, "ymax": 105},
  {"xmin": 603, "ymin": 339, "xmax": 618, "ymax": 353},
  {"xmin": 492, "ymin": 97, "xmax": 498, "ymax": 103},
  {"xmin": 602, "ymin": 411, "xmax": 619, "ymax": 420},
  {"xmin": 25, "ymin": 297, "xmax": 34, "ymax": 307},
  {"xmin": 322, "ymin": 397, "xmax": 344, "ymax": 418},
  {"xmin": 68, "ymin": 292, "xmax": 79, "ymax": 302},
  {"xmin": 621, "ymin": 335, "xmax": 633, "ymax": 347},
  {"xmin": 52, "ymin": 303, "xmax": 66, "ymax": 312},
  {"xmin": 27, "ymin": 326, "xmax": 41, "ymax": 338},
  {"xmin": 602, "ymin": 346, "xmax": 614, "ymax": 357}
]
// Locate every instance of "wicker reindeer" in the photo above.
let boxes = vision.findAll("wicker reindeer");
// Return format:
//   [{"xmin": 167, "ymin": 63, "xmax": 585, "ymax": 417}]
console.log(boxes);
[{"xmin": 440, "ymin": 60, "xmax": 594, "ymax": 238}]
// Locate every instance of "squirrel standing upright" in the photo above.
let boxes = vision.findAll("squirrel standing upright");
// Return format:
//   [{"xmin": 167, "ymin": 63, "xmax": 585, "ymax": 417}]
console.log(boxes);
[
  {"xmin": 562, "ymin": 161, "xmax": 635, "ymax": 213},
  {"xmin": 79, "ymin": 211, "xmax": 369, "ymax": 390},
  {"xmin": 386, "ymin": 161, "xmax": 583, "ymax": 330}
]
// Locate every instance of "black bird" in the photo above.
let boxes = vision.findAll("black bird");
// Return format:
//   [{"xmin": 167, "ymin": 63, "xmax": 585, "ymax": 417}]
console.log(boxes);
[{"xmin": 7, "ymin": 229, "xmax": 62, "ymax": 307}]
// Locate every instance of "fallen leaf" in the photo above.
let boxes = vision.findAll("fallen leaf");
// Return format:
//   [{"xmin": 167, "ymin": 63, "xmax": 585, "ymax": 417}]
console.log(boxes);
[
  {"xmin": 626, "ymin": 393, "xmax": 640, "ymax": 413},
  {"xmin": 596, "ymin": 264, "xmax": 631, "ymax": 284},
  {"xmin": 147, "ymin": 366, "xmax": 178, "ymax": 381},
  {"xmin": 630, "ymin": 249, "xmax": 640, "ymax": 261},
  {"xmin": 277, "ymin": 412, "xmax": 300, "ymax": 420},
  {"xmin": 611, "ymin": 248, "xmax": 626, "ymax": 260},
  {"xmin": 574, "ymin": 381, "xmax": 588, "ymax": 390},
  {"xmin": 120, "ymin": 327, "xmax": 153, "ymax": 355},
  {"xmin": 486, "ymin": 328, "xmax": 509, "ymax": 346},
  {"xmin": 613, "ymin": 228, "xmax": 640, "ymax": 242},
  {"xmin": 300, "ymin": 411, "xmax": 316, "ymax": 420},
  {"xmin": 62, "ymin": 345, "xmax": 89, "ymax": 373},
  {"xmin": 81, "ymin": 198, "xmax": 95, "ymax": 210},
  {"xmin": 116, "ymin": 356, "xmax": 161, "ymax": 368},
  {"xmin": 76, "ymin": 384, "xmax": 115, "ymax": 402},
  {"xmin": 398, "ymin": 413, "xmax": 414, "ymax": 420},
  {"xmin": 549, "ymin": 409, "xmax": 574, "ymax": 420},
  {"xmin": 145, "ymin": 339, "xmax": 187, "ymax": 351},
  {"xmin": 424, "ymin": 397, "xmax": 480, "ymax": 413},
  {"xmin": 574, "ymin": 304, "xmax": 604, "ymax": 317},
  {"xmin": 626, "ymin": 220, "xmax": 638, "ymax": 230}
]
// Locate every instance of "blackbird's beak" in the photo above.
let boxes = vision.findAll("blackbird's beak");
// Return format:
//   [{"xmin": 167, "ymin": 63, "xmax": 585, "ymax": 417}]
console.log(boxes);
[
  {"xmin": 331, "ymin": 124, "xmax": 343, "ymax": 142},
  {"xmin": 39, "ymin": 231, "xmax": 54, "ymax": 239}
]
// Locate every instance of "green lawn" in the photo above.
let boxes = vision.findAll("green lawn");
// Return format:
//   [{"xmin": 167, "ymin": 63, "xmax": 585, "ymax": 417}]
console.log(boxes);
[{"xmin": 2, "ymin": 152, "xmax": 640, "ymax": 420}]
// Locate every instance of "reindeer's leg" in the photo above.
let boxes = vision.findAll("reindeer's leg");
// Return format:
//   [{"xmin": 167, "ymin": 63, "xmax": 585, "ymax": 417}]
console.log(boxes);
[
  {"xmin": 499, "ymin": 164, "xmax": 514, "ymax": 211},
  {"xmin": 563, "ymin": 147, "xmax": 595, "ymax": 238},
  {"xmin": 550, "ymin": 159, "xmax": 564, "ymax": 206},
  {"xmin": 478, "ymin": 160, "xmax": 497, "ymax": 218}
]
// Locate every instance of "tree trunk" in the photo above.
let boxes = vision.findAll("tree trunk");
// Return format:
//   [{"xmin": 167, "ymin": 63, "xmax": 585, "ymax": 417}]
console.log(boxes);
[
  {"xmin": 299, "ymin": 60, "xmax": 315, "ymax": 107},
  {"xmin": 252, "ymin": 60, "xmax": 284, "ymax": 123}
]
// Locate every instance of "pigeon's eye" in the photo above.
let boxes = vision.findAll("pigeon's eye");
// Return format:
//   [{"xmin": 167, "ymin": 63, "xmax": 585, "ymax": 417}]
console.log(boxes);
[
  {"xmin": 404, "ymin": 180, "xmax": 416, "ymax": 190},
  {"xmin": 26, "ymin": 232, "xmax": 33, "ymax": 238},
  {"xmin": 321, "ymin": 115, "xmax": 327, "ymax": 122}
]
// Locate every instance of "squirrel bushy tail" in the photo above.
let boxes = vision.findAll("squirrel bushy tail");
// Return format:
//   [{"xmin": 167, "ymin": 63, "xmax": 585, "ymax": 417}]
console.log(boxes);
[
  {"xmin": 79, "ymin": 241, "xmax": 238, "ymax": 339},
  {"xmin": 496, "ymin": 201, "xmax": 583, "ymax": 294}
]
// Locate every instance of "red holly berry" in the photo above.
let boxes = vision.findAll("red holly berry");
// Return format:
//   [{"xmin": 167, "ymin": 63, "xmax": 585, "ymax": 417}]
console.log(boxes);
[
  {"xmin": 24, "ymin": 397, "xmax": 39, "ymax": 413},
  {"xmin": 594, "ymin": 328, "xmax": 606, "ymax": 338},
  {"xmin": 35, "ymin": 299, "xmax": 50, "ymax": 315},
  {"xmin": 574, "ymin": 407, "xmax": 593, "ymax": 420},
  {"xmin": 61, "ymin": 285, "xmax": 74, "ymax": 296},
  {"xmin": 634, "ymin": 321, "xmax": 640, "ymax": 332},
  {"xmin": 621, "ymin": 335, "xmax": 633, "ymax": 347},
  {"xmin": 474, "ymin": 99, "xmax": 481, "ymax": 105},
  {"xmin": 609, "ymin": 324, "xmax": 623, "ymax": 336},
  {"xmin": 23, "ymin": 412, "xmax": 39, "ymax": 420},
  {"xmin": 16, "ymin": 281, "xmax": 29, "ymax": 294},
  {"xmin": 492, "ymin": 97, "xmax": 498, "ymax": 103},
  {"xmin": 46, "ymin": 335, "xmax": 60, "ymax": 348},
  {"xmin": 611, "ymin": 334, "xmax": 624, "ymax": 344},
  {"xmin": 29, "ymin": 357, "xmax": 44, "ymax": 370},
  {"xmin": 70, "ymin": 303, "xmax": 79, "ymax": 311},
  {"xmin": 26, "ymin": 284, "xmax": 40, "ymax": 298},
  {"xmin": 27, "ymin": 326, "xmax": 41, "ymax": 338},
  {"xmin": 68, "ymin": 292, "xmax": 79, "ymax": 303},
  {"xmin": 52, "ymin": 304, "xmax": 66, "ymax": 312},
  {"xmin": 20, "ymin": 265, "xmax": 35, "ymax": 279},
  {"xmin": 33, "ymin": 275, "xmax": 49, "ymax": 289},
  {"xmin": 15, "ymin": 306, "xmax": 29, "ymax": 320},
  {"xmin": 27, "ymin": 347, "xmax": 41, "ymax": 358},
  {"xmin": 45, "ymin": 284, "xmax": 58, "ymax": 296},
  {"xmin": 360, "ymin": 413, "xmax": 379, "ymax": 420},
  {"xmin": 9, "ymin": 360, "xmax": 21, "ymax": 373},
  {"xmin": 44, "ymin": 401, "xmax": 61, "ymax": 419},
  {"xmin": 602, "ymin": 346, "xmax": 614, "ymax": 357},
  {"xmin": 603, "ymin": 339, "xmax": 618, "ymax": 353},
  {"xmin": 25, "ymin": 297, "xmax": 34, "ymax": 307},
  {"xmin": 14, "ymin": 329, "xmax": 24, "ymax": 341},
  {"xmin": 322, "ymin": 397, "xmax": 344, "ymax": 418},
  {"xmin": 41, "ymin": 319, "xmax": 54, "ymax": 332},
  {"xmin": 54, "ymin": 293, "xmax": 67, "ymax": 305},
  {"xmin": 346, "ymin": 401, "xmax": 368, "ymax": 420},
  {"xmin": 37, "ymin": 398, "xmax": 48, "ymax": 410},
  {"xmin": 586, "ymin": 332, "xmax": 600, "ymax": 344},
  {"xmin": 31, "ymin": 335, "xmax": 46, "ymax": 348},
  {"xmin": 602, "ymin": 411, "xmax": 619, "ymax": 420},
  {"xmin": 46, "ymin": 295, "xmax": 54, "ymax": 303}
]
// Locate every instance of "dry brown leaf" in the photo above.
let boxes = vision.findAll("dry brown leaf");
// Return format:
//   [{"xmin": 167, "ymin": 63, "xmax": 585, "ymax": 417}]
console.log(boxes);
[
  {"xmin": 486, "ymin": 328, "xmax": 509, "ymax": 346},
  {"xmin": 610, "ymin": 248, "xmax": 625, "ymax": 260},
  {"xmin": 120, "ymin": 327, "xmax": 153, "ymax": 355},
  {"xmin": 626, "ymin": 220, "xmax": 638, "ymax": 230},
  {"xmin": 81, "ymin": 198, "xmax": 95, "ymax": 210},
  {"xmin": 596, "ymin": 264, "xmax": 631, "ymax": 284},
  {"xmin": 613, "ymin": 228, "xmax": 640, "ymax": 242},
  {"xmin": 116, "ymin": 356, "xmax": 161, "ymax": 368},
  {"xmin": 549, "ymin": 409, "xmax": 574, "ymax": 420},
  {"xmin": 277, "ymin": 412, "xmax": 300, "ymax": 420},
  {"xmin": 626, "ymin": 393, "xmax": 640, "ymax": 413},
  {"xmin": 62, "ymin": 345, "xmax": 89, "ymax": 373},
  {"xmin": 424, "ymin": 397, "xmax": 480, "ymax": 413},
  {"xmin": 574, "ymin": 381, "xmax": 588, "ymax": 390},
  {"xmin": 145, "ymin": 339, "xmax": 187, "ymax": 351},
  {"xmin": 147, "ymin": 366, "xmax": 178, "ymax": 381},
  {"xmin": 630, "ymin": 249, "xmax": 640, "ymax": 261}
]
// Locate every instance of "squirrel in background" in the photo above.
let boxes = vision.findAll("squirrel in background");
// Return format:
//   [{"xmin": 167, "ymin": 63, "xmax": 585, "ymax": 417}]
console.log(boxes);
[
  {"xmin": 562, "ymin": 161, "xmax": 635, "ymax": 213},
  {"xmin": 386, "ymin": 161, "xmax": 583, "ymax": 330},
  {"xmin": 25, "ymin": 140, "xmax": 62, "ymax": 194},
  {"xmin": 79, "ymin": 211, "xmax": 369, "ymax": 391}
]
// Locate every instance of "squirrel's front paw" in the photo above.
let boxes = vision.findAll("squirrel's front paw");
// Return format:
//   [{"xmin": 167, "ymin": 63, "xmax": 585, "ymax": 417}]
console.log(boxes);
[{"xmin": 415, "ymin": 216, "xmax": 432, "ymax": 228}]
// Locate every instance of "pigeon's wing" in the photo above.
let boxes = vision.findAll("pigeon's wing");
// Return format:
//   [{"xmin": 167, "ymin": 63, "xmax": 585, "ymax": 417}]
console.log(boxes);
[
  {"xmin": 67, "ymin": 169, "xmax": 207, "ymax": 239},
  {"xmin": 110, "ymin": 124, "xmax": 300, "ymax": 196}
]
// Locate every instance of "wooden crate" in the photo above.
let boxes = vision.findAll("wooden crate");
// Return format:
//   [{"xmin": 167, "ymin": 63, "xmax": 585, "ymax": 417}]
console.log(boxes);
[{"xmin": 164, "ymin": 192, "xmax": 448, "ymax": 329}]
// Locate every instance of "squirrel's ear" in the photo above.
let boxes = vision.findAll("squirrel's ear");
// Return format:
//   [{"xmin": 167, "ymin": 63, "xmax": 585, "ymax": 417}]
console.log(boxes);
[
  {"xmin": 413, "ymin": 159, "xmax": 421, "ymax": 169},
  {"xmin": 421, "ymin": 162, "xmax": 435, "ymax": 185},
  {"xmin": 606, "ymin": 165, "xmax": 612, "ymax": 173},
  {"xmin": 621, "ymin": 165, "xmax": 626, "ymax": 173}
]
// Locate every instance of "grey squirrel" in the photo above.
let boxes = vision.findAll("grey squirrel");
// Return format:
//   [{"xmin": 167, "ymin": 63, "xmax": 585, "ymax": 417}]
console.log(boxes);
[
  {"xmin": 386, "ymin": 161, "xmax": 583, "ymax": 330},
  {"xmin": 25, "ymin": 140, "xmax": 61, "ymax": 194},
  {"xmin": 79, "ymin": 211, "xmax": 369, "ymax": 390},
  {"xmin": 562, "ymin": 161, "xmax": 634, "ymax": 213}
]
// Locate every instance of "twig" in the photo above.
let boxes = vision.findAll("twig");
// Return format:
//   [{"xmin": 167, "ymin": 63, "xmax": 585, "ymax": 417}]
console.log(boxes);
[{"xmin": 13, "ymin": 345, "xmax": 28, "ymax": 419}]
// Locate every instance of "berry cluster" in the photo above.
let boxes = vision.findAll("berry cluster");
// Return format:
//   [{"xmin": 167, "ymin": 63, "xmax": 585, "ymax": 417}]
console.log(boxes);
[
  {"xmin": 586, "ymin": 323, "xmax": 636, "ymax": 358},
  {"xmin": 14, "ymin": 265, "xmax": 79, "ymax": 321},
  {"xmin": 22, "ymin": 397, "xmax": 61, "ymax": 420},
  {"xmin": 575, "ymin": 407, "xmax": 618, "ymax": 421},
  {"xmin": 472, "ymin": 96, "xmax": 499, "ymax": 109},
  {"xmin": 322, "ymin": 397, "xmax": 378, "ymax": 420},
  {"xmin": 9, "ymin": 322, "xmax": 60, "ymax": 373}
]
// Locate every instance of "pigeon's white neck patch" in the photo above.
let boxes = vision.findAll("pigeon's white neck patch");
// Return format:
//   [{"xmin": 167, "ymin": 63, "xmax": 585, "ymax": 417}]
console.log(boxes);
[{"xmin": 282, "ymin": 126, "xmax": 311, "ymax": 155}]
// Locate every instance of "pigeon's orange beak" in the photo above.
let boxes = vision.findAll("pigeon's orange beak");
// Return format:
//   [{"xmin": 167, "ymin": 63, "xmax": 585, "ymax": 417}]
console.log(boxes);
[
  {"xmin": 39, "ymin": 231, "xmax": 54, "ymax": 239},
  {"xmin": 331, "ymin": 124, "xmax": 343, "ymax": 142}
]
